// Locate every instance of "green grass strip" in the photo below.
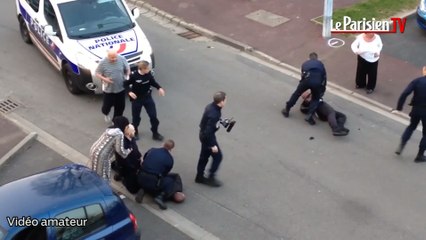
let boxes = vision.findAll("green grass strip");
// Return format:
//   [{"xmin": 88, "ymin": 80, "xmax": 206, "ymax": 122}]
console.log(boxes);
[{"xmin": 332, "ymin": 0, "xmax": 418, "ymax": 21}]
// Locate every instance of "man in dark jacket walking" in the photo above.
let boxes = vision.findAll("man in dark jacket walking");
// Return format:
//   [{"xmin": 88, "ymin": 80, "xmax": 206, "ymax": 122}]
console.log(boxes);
[
  {"xmin": 195, "ymin": 91, "xmax": 227, "ymax": 187},
  {"xmin": 282, "ymin": 52, "xmax": 327, "ymax": 125},
  {"xmin": 395, "ymin": 66, "xmax": 426, "ymax": 162}
]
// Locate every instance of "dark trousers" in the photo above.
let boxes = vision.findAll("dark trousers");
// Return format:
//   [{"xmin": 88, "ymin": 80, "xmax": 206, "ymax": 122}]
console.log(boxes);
[
  {"xmin": 286, "ymin": 79, "xmax": 323, "ymax": 116},
  {"xmin": 355, "ymin": 55, "xmax": 379, "ymax": 90},
  {"xmin": 102, "ymin": 90, "xmax": 126, "ymax": 118},
  {"xmin": 328, "ymin": 111, "xmax": 347, "ymax": 130},
  {"xmin": 131, "ymin": 94, "xmax": 160, "ymax": 134},
  {"xmin": 197, "ymin": 138, "xmax": 222, "ymax": 178},
  {"xmin": 137, "ymin": 172, "xmax": 182, "ymax": 200},
  {"xmin": 401, "ymin": 113, "xmax": 426, "ymax": 154}
]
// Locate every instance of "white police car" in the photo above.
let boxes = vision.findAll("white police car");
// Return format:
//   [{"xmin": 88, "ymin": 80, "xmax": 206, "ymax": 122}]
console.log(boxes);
[{"xmin": 16, "ymin": 0, "xmax": 155, "ymax": 94}]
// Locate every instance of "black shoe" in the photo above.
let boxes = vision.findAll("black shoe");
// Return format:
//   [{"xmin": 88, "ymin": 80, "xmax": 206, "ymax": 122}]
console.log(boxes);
[
  {"xmin": 342, "ymin": 127, "xmax": 350, "ymax": 134},
  {"xmin": 366, "ymin": 89, "xmax": 374, "ymax": 94},
  {"xmin": 113, "ymin": 174, "xmax": 122, "ymax": 182},
  {"xmin": 152, "ymin": 133, "xmax": 164, "ymax": 141},
  {"xmin": 135, "ymin": 189, "xmax": 145, "ymax": 203},
  {"xmin": 305, "ymin": 117, "xmax": 316, "ymax": 125},
  {"xmin": 332, "ymin": 129, "xmax": 348, "ymax": 136},
  {"xmin": 195, "ymin": 175, "xmax": 207, "ymax": 184},
  {"xmin": 281, "ymin": 108, "xmax": 289, "ymax": 118},
  {"xmin": 154, "ymin": 193, "xmax": 167, "ymax": 210},
  {"xmin": 395, "ymin": 143, "xmax": 405, "ymax": 155},
  {"xmin": 205, "ymin": 177, "xmax": 222, "ymax": 187},
  {"xmin": 414, "ymin": 155, "xmax": 426, "ymax": 163}
]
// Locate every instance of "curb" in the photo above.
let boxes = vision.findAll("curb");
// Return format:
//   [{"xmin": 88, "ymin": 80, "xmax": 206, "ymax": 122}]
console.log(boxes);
[
  {"xmin": 0, "ymin": 132, "xmax": 37, "ymax": 167},
  {"xmin": 2, "ymin": 112, "xmax": 220, "ymax": 240},
  {"xmin": 133, "ymin": 0, "xmax": 411, "ymax": 122}
]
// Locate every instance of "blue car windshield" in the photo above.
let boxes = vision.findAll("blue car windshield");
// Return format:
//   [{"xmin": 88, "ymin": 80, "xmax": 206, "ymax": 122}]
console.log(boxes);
[{"xmin": 58, "ymin": 0, "xmax": 134, "ymax": 39}]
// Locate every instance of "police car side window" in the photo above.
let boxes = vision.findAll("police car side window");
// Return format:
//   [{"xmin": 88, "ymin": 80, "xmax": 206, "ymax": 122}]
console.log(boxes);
[
  {"xmin": 44, "ymin": 1, "xmax": 58, "ymax": 30},
  {"xmin": 25, "ymin": 0, "xmax": 40, "ymax": 12},
  {"xmin": 44, "ymin": 0, "xmax": 62, "ymax": 40}
]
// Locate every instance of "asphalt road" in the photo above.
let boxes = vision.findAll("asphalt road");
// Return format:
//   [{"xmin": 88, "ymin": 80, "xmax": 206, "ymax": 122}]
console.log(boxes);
[
  {"xmin": 2, "ymin": 0, "xmax": 426, "ymax": 239},
  {"xmin": 382, "ymin": 13, "xmax": 426, "ymax": 68},
  {"xmin": 0, "ymin": 140, "xmax": 191, "ymax": 240}
]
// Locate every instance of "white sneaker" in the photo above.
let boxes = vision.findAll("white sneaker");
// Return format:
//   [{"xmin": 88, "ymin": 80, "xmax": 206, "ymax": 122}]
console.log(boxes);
[{"xmin": 104, "ymin": 115, "xmax": 111, "ymax": 123}]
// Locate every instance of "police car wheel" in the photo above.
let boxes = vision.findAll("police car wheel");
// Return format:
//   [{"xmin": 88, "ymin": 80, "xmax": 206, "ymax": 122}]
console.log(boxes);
[
  {"xmin": 19, "ymin": 17, "xmax": 32, "ymax": 44},
  {"xmin": 62, "ymin": 63, "xmax": 83, "ymax": 95}
]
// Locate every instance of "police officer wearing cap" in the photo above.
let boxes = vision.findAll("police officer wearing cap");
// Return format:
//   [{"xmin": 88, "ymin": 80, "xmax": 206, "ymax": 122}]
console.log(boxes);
[
  {"xmin": 125, "ymin": 61, "xmax": 165, "ymax": 141},
  {"xmin": 395, "ymin": 66, "xmax": 426, "ymax": 162},
  {"xmin": 282, "ymin": 52, "xmax": 327, "ymax": 125}
]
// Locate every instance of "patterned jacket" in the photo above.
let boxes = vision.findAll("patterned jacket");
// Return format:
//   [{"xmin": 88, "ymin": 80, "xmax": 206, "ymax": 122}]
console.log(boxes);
[{"xmin": 90, "ymin": 128, "xmax": 132, "ymax": 180}]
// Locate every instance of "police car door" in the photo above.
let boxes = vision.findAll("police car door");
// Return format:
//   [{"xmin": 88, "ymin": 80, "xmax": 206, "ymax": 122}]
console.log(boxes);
[
  {"xmin": 19, "ymin": 0, "xmax": 42, "ymax": 41},
  {"xmin": 36, "ymin": 0, "xmax": 62, "ymax": 70}
]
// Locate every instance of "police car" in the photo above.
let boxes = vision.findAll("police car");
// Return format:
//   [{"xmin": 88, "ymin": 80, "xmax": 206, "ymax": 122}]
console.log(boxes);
[{"xmin": 16, "ymin": 0, "xmax": 155, "ymax": 94}]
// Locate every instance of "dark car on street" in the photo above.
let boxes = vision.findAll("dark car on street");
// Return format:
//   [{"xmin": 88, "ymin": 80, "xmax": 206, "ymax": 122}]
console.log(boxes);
[
  {"xmin": 0, "ymin": 163, "xmax": 141, "ymax": 240},
  {"xmin": 417, "ymin": 0, "xmax": 426, "ymax": 29}
]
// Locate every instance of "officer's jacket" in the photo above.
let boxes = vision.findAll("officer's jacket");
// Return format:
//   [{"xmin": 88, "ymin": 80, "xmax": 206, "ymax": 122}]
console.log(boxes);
[
  {"xmin": 199, "ymin": 102, "xmax": 221, "ymax": 147},
  {"xmin": 141, "ymin": 147, "xmax": 174, "ymax": 176},
  {"xmin": 397, "ymin": 76, "xmax": 426, "ymax": 115},
  {"xmin": 301, "ymin": 59, "xmax": 327, "ymax": 85}
]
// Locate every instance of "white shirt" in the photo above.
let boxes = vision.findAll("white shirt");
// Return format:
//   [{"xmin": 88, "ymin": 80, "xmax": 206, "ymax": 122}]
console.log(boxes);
[{"xmin": 351, "ymin": 34, "xmax": 383, "ymax": 63}]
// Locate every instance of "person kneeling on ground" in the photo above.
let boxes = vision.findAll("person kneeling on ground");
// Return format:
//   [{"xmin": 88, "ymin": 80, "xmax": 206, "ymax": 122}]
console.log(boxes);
[
  {"xmin": 135, "ymin": 139, "xmax": 185, "ymax": 210},
  {"xmin": 112, "ymin": 124, "xmax": 142, "ymax": 194},
  {"xmin": 90, "ymin": 116, "xmax": 132, "ymax": 181},
  {"xmin": 300, "ymin": 90, "xmax": 350, "ymax": 136}
]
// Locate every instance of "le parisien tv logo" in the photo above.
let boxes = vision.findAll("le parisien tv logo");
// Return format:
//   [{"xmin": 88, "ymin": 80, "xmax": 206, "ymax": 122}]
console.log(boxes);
[{"xmin": 330, "ymin": 16, "xmax": 407, "ymax": 34}]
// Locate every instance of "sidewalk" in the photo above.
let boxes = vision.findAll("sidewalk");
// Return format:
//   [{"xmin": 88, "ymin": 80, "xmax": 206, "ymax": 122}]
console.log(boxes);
[
  {"xmin": 0, "ymin": 115, "xmax": 35, "ymax": 166},
  {"xmin": 136, "ymin": 0, "xmax": 419, "ymax": 110}
]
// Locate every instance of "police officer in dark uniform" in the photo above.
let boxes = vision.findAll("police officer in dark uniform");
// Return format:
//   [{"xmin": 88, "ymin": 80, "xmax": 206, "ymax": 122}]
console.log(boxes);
[
  {"xmin": 135, "ymin": 139, "xmax": 184, "ymax": 210},
  {"xmin": 282, "ymin": 52, "xmax": 327, "ymax": 125},
  {"xmin": 112, "ymin": 124, "xmax": 142, "ymax": 194},
  {"xmin": 395, "ymin": 66, "xmax": 426, "ymax": 162},
  {"xmin": 124, "ymin": 61, "xmax": 165, "ymax": 141},
  {"xmin": 195, "ymin": 91, "xmax": 227, "ymax": 187}
]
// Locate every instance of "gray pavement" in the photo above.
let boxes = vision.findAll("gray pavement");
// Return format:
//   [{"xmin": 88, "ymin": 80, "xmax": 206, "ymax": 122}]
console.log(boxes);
[
  {"xmin": 0, "ymin": 115, "xmax": 26, "ymax": 160},
  {"xmin": 0, "ymin": 139, "xmax": 191, "ymax": 240},
  {"xmin": 137, "ymin": 0, "xmax": 424, "ymax": 112}
]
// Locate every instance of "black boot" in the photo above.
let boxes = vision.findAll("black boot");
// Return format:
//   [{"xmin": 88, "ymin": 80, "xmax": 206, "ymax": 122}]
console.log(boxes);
[
  {"xmin": 154, "ymin": 192, "xmax": 167, "ymax": 210},
  {"xmin": 152, "ymin": 132, "xmax": 164, "ymax": 141},
  {"xmin": 195, "ymin": 175, "xmax": 207, "ymax": 184},
  {"xmin": 205, "ymin": 176, "xmax": 222, "ymax": 187},
  {"xmin": 414, "ymin": 148, "xmax": 426, "ymax": 163},
  {"xmin": 281, "ymin": 107, "xmax": 290, "ymax": 118},
  {"xmin": 135, "ymin": 189, "xmax": 145, "ymax": 203},
  {"xmin": 414, "ymin": 155, "xmax": 426, "ymax": 163},
  {"xmin": 395, "ymin": 142, "xmax": 406, "ymax": 155},
  {"xmin": 305, "ymin": 115, "xmax": 316, "ymax": 125},
  {"xmin": 134, "ymin": 128, "xmax": 140, "ymax": 141},
  {"xmin": 332, "ymin": 127, "xmax": 348, "ymax": 136}
]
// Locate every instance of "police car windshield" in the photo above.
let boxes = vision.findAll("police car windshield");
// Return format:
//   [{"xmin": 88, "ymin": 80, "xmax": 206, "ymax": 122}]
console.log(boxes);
[{"xmin": 58, "ymin": 0, "xmax": 134, "ymax": 39}]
